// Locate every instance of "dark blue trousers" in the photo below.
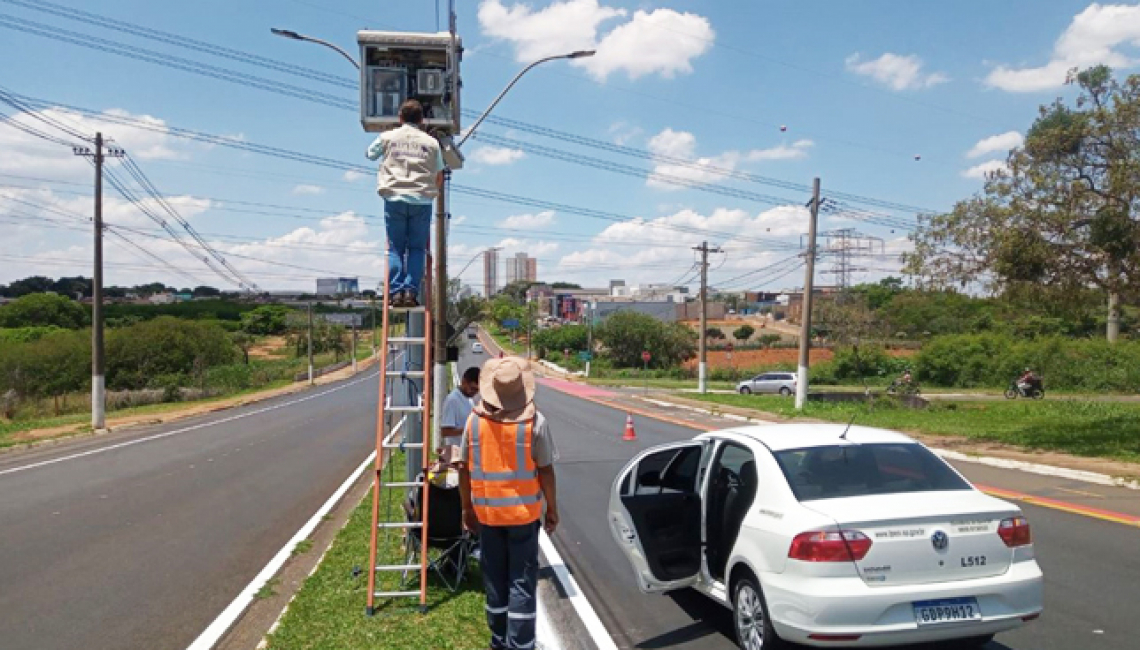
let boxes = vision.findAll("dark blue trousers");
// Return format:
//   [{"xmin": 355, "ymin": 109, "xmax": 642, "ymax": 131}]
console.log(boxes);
[{"xmin": 479, "ymin": 521, "xmax": 540, "ymax": 650}]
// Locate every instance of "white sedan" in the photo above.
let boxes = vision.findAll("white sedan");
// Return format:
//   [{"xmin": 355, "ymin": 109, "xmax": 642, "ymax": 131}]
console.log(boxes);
[
  {"xmin": 471, "ymin": 341, "xmax": 484, "ymax": 354},
  {"xmin": 608, "ymin": 424, "xmax": 1043, "ymax": 649}
]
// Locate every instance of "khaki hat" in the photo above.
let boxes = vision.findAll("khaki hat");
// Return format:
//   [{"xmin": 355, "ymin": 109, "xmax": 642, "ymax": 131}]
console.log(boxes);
[{"xmin": 478, "ymin": 356, "xmax": 536, "ymax": 423}]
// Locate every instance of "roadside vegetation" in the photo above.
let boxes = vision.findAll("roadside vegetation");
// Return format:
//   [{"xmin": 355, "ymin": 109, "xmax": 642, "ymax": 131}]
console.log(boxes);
[
  {"xmin": 264, "ymin": 452, "xmax": 486, "ymax": 650},
  {"xmin": 0, "ymin": 289, "xmax": 377, "ymax": 443},
  {"xmin": 688, "ymin": 393, "xmax": 1140, "ymax": 463}
]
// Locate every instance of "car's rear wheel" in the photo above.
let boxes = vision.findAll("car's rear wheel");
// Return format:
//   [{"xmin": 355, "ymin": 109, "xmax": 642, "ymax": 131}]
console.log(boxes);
[
  {"xmin": 739, "ymin": 386, "xmax": 752, "ymax": 395},
  {"xmin": 733, "ymin": 576, "xmax": 782, "ymax": 650},
  {"xmin": 778, "ymin": 387, "xmax": 792, "ymax": 397}
]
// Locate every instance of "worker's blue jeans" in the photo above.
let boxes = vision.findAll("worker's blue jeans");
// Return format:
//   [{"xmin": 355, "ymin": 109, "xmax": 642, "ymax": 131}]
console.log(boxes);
[
  {"xmin": 480, "ymin": 521, "xmax": 539, "ymax": 650},
  {"xmin": 384, "ymin": 200, "xmax": 432, "ymax": 298}
]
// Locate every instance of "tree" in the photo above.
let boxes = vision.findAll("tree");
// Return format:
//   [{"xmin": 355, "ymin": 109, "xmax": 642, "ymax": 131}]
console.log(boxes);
[
  {"xmin": 2, "ymin": 276, "xmax": 54, "ymax": 297},
  {"xmin": 447, "ymin": 278, "xmax": 486, "ymax": 345},
  {"xmin": 732, "ymin": 324, "xmax": 755, "ymax": 342},
  {"xmin": 105, "ymin": 317, "xmax": 237, "ymax": 389},
  {"xmin": 0, "ymin": 293, "xmax": 88, "ymax": 329},
  {"xmin": 550, "ymin": 282, "xmax": 581, "ymax": 289},
  {"xmin": 230, "ymin": 331, "xmax": 254, "ymax": 365},
  {"xmin": 500, "ymin": 280, "xmax": 537, "ymax": 304},
  {"xmin": 192, "ymin": 285, "xmax": 221, "ymax": 298},
  {"xmin": 705, "ymin": 327, "xmax": 725, "ymax": 340},
  {"xmin": 597, "ymin": 311, "xmax": 696, "ymax": 367},
  {"xmin": 52, "ymin": 276, "xmax": 93, "ymax": 299},
  {"xmin": 240, "ymin": 305, "xmax": 293, "ymax": 335},
  {"xmin": 906, "ymin": 66, "xmax": 1140, "ymax": 342}
]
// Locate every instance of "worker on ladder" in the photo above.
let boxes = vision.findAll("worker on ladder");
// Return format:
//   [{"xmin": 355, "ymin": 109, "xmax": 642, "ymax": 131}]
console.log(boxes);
[
  {"xmin": 366, "ymin": 99, "xmax": 444, "ymax": 308},
  {"xmin": 459, "ymin": 357, "xmax": 559, "ymax": 650}
]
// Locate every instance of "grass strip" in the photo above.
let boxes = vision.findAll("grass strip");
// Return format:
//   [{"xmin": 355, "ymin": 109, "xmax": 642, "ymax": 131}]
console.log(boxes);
[
  {"xmin": 265, "ymin": 452, "xmax": 487, "ymax": 650},
  {"xmin": 688, "ymin": 393, "xmax": 1140, "ymax": 463}
]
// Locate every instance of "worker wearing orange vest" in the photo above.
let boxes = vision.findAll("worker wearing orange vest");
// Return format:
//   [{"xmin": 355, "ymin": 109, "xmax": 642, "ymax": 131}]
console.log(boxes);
[{"xmin": 460, "ymin": 356, "xmax": 559, "ymax": 650}]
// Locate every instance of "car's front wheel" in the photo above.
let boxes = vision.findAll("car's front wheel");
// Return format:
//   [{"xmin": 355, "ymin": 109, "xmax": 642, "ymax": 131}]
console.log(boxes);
[
  {"xmin": 739, "ymin": 386, "xmax": 752, "ymax": 395},
  {"xmin": 778, "ymin": 386, "xmax": 792, "ymax": 397},
  {"xmin": 733, "ymin": 576, "xmax": 782, "ymax": 650}
]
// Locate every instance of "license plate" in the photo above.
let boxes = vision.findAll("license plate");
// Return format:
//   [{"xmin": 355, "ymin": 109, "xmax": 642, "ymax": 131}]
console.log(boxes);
[{"xmin": 913, "ymin": 597, "xmax": 982, "ymax": 626}]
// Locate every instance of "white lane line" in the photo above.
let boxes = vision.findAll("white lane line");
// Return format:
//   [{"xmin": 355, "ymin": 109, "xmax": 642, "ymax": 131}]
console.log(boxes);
[
  {"xmin": 0, "ymin": 372, "xmax": 379, "ymax": 478},
  {"xmin": 933, "ymin": 448, "xmax": 1140, "ymax": 490},
  {"xmin": 186, "ymin": 450, "xmax": 377, "ymax": 650},
  {"xmin": 538, "ymin": 531, "xmax": 619, "ymax": 650}
]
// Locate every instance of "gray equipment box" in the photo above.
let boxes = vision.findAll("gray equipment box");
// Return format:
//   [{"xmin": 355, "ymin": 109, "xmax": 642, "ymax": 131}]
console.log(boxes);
[{"xmin": 357, "ymin": 30, "xmax": 461, "ymax": 136}]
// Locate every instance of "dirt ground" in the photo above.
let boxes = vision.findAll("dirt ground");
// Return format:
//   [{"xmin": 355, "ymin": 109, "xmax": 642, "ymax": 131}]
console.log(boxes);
[
  {"xmin": 248, "ymin": 335, "xmax": 289, "ymax": 359},
  {"xmin": 683, "ymin": 347, "xmax": 832, "ymax": 370}
]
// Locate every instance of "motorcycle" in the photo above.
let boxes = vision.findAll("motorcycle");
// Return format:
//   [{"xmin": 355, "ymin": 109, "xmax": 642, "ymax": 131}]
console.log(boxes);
[
  {"xmin": 1005, "ymin": 380, "xmax": 1045, "ymax": 400},
  {"xmin": 887, "ymin": 379, "xmax": 921, "ymax": 396}
]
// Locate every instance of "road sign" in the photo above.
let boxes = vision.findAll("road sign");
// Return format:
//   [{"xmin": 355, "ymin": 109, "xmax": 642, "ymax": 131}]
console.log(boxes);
[
  {"xmin": 578, "ymin": 351, "xmax": 593, "ymax": 361},
  {"xmin": 641, "ymin": 351, "xmax": 651, "ymax": 363},
  {"xmin": 502, "ymin": 318, "xmax": 520, "ymax": 329}
]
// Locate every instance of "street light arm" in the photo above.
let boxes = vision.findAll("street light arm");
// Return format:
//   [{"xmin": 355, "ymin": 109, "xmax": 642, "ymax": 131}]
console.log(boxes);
[
  {"xmin": 271, "ymin": 28, "xmax": 360, "ymax": 70},
  {"xmin": 457, "ymin": 51, "xmax": 595, "ymax": 149},
  {"xmin": 453, "ymin": 247, "xmax": 501, "ymax": 280}
]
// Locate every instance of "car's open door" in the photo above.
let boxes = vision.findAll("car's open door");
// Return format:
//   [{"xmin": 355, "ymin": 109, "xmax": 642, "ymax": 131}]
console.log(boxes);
[{"xmin": 608, "ymin": 441, "xmax": 710, "ymax": 593}]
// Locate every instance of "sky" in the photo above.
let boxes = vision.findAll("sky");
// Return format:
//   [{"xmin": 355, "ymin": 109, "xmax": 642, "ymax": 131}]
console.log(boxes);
[{"xmin": 0, "ymin": 0, "xmax": 1135, "ymax": 295}]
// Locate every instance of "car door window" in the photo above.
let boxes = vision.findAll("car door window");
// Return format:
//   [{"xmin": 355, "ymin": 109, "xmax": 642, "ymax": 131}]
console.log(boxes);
[{"xmin": 632, "ymin": 445, "xmax": 701, "ymax": 495}]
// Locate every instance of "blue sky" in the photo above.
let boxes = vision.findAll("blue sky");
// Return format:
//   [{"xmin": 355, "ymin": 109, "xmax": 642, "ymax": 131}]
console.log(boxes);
[{"xmin": 0, "ymin": 0, "xmax": 1133, "ymax": 293}]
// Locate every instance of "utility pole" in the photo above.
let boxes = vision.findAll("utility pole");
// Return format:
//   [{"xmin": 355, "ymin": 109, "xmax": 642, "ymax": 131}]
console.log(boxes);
[
  {"xmin": 795, "ymin": 178, "xmax": 821, "ymax": 410},
  {"xmin": 432, "ymin": 170, "xmax": 450, "ymax": 448},
  {"xmin": 585, "ymin": 301, "xmax": 594, "ymax": 378},
  {"xmin": 307, "ymin": 301, "xmax": 314, "ymax": 385},
  {"xmin": 694, "ymin": 241, "xmax": 722, "ymax": 394},
  {"xmin": 351, "ymin": 316, "xmax": 358, "ymax": 373},
  {"xmin": 370, "ymin": 294, "xmax": 377, "ymax": 354},
  {"xmin": 73, "ymin": 132, "xmax": 122, "ymax": 430},
  {"xmin": 526, "ymin": 300, "xmax": 533, "ymax": 359}
]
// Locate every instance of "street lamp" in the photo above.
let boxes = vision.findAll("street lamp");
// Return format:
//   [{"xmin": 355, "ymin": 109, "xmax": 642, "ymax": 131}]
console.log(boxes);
[
  {"xmin": 270, "ymin": 28, "xmax": 360, "ymax": 70},
  {"xmin": 457, "ymin": 50, "xmax": 595, "ymax": 148},
  {"xmin": 452, "ymin": 246, "xmax": 503, "ymax": 281}
]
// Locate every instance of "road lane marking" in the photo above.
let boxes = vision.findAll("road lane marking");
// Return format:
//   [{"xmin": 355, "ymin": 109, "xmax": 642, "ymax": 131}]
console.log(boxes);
[
  {"xmin": 539, "ymin": 531, "xmax": 619, "ymax": 650},
  {"xmin": 978, "ymin": 485, "xmax": 1140, "ymax": 528},
  {"xmin": 541, "ymin": 384, "xmax": 1140, "ymax": 531},
  {"xmin": 186, "ymin": 450, "xmax": 377, "ymax": 650},
  {"xmin": 933, "ymin": 449, "xmax": 1139, "ymax": 491},
  {"xmin": 0, "ymin": 372, "xmax": 379, "ymax": 478},
  {"xmin": 1054, "ymin": 486, "xmax": 1106, "ymax": 499}
]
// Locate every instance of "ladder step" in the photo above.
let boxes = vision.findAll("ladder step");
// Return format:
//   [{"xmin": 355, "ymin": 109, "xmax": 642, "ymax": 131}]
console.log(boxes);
[
  {"xmin": 385, "ymin": 370, "xmax": 426, "ymax": 378},
  {"xmin": 387, "ymin": 337, "xmax": 427, "ymax": 344},
  {"xmin": 379, "ymin": 521, "xmax": 423, "ymax": 529},
  {"xmin": 388, "ymin": 305, "xmax": 427, "ymax": 313},
  {"xmin": 381, "ymin": 442, "xmax": 423, "ymax": 449},
  {"xmin": 375, "ymin": 564, "xmax": 422, "ymax": 572},
  {"xmin": 383, "ymin": 481, "xmax": 424, "ymax": 488},
  {"xmin": 373, "ymin": 590, "xmax": 421, "ymax": 598},
  {"xmin": 385, "ymin": 405, "xmax": 424, "ymax": 413}
]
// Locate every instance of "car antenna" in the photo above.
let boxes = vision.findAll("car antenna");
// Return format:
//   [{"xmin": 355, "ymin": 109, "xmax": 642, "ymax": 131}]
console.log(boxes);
[{"xmin": 839, "ymin": 413, "xmax": 858, "ymax": 440}]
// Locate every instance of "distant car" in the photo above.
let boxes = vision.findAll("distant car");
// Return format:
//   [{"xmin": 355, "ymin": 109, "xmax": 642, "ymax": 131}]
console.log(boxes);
[
  {"xmin": 609, "ymin": 424, "xmax": 1043, "ymax": 649},
  {"xmin": 737, "ymin": 372, "xmax": 796, "ymax": 396},
  {"xmin": 471, "ymin": 342, "xmax": 484, "ymax": 354}
]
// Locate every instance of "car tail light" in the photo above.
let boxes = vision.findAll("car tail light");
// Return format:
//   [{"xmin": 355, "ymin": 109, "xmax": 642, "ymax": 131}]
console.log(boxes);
[
  {"xmin": 788, "ymin": 530, "xmax": 872, "ymax": 562},
  {"xmin": 998, "ymin": 516, "xmax": 1032, "ymax": 547}
]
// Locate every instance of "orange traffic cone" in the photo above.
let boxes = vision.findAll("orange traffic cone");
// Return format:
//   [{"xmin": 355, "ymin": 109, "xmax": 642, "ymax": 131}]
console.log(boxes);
[{"xmin": 623, "ymin": 412, "xmax": 637, "ymax": 441}]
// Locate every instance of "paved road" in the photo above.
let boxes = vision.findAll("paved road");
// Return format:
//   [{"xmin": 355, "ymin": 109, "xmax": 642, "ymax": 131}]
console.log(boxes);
[
  {"xmin": 0, "ymin": 371, "xmax": 379, "ymax": 650},
  {"xmin": 528, "ymin": 377, "xmax": 1140, "ymax": 650}
]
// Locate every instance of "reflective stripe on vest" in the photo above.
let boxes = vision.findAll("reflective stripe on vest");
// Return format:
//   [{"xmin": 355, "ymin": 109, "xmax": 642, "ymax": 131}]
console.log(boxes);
[{"xmin": 466, "ymin": 413, "xmax": 542, "ymax": 526}]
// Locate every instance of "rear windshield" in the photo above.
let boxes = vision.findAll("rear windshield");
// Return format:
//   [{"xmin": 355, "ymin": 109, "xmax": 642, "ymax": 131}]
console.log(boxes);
[{"xmin": 774, "ymin": 443, "xmax": 971, "ymax": 501}]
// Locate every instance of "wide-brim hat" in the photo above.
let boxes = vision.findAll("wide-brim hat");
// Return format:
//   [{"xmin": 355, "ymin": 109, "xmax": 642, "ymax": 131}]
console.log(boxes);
[{"xmin": 478, "ymin": 356, "xmax": 536, "ymax": 423}]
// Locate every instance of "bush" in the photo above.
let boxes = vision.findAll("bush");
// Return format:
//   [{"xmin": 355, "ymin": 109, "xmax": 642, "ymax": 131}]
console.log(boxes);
[
  {"xmin": 106, "ymin": 317, "xmax": 237, "ymax": 390},
  {"xmin": 915, "ymin": 333, "xmax": 1140, "ymax": 391},
  {"xmin": 240, "ymin": 305, "xmax": 295, "ymax": 335},
  {"xmin": 0, "ymin": 329, "xmax": 90, "ymax": 397},
  {"xmin": 597, "ymin": 312, "xmax": 696, "ymax": 368},
  {"xmin": 532, "ymin": 324, "xmax": 588, "ymax": 358},
  {"xmin": 732, "ymin": 325, "xmax": 755, "ymax": 341},
  {"xmin": 0, "ymin": 326, "xmax": 63, "ymax": 344},
  {"xmin": 0, "ymin": 293, "xmax": 88, "ymax": 329}
]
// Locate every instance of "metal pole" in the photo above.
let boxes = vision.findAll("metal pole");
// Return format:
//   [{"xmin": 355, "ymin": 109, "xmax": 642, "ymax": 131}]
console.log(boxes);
[
  {"xmin": 270, "ymin": 29, "xmax": 359, "ymax": 69},
  {"xmin": 795, "ymin": 178, "xmax": 821, "ymax": 410},
  {"xmin": 92, "ymin": 132, "xmax": 105, "ymax": 430},
  {"xmin": 307, "ymin": 301, "xmax": 314, "ymax": 385},
  {"xmin": 371, "ymin": 295, "xmax": 377, "ymax": 354},
  {"xmin": 352, "ymin": 318, "xmax": 358, "ymax": 372},
  {"xmin": 697, "ymin": 242, "xmax": 709, "ymax": 394},
  {"xmin": 432, "ymin": 170, "xmax": 449, "ymax": 450},
  {"xmin": 585, "ymin": 301, "xmax": 593, "ymax": 378}
]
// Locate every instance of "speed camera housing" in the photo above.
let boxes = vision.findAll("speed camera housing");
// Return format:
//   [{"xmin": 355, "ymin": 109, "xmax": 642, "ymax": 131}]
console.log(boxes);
[{"xmin": 357, "ymin": 30, "xmax": 461, "ymax": 136}]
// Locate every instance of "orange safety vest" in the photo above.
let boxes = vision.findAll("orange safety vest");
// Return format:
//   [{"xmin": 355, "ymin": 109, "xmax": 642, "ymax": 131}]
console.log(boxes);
[{"xmin": 465, "ymin": 413, "xmax": 543, "ymax": 526}]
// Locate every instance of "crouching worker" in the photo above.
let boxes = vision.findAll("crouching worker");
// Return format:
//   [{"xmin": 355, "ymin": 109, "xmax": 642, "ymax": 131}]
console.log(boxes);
[{"xmin": 459, "ymin": 356, "xmax": 559, "ymax": 650}]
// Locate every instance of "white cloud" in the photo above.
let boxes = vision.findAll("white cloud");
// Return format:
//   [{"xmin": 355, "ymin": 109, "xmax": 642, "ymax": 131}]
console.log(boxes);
[
  {"xmin": 962, "ymin": 159, "xmax": 1008, "ymax": 180},
  {"xmin": 452, "ymin": 214, "xmax": 468, "ymax": 226},
  {"xmin": 645, "ymin": 129, "xmax": 812, "ymax": 190},
  {"xmin": 986, "ymin": 3, "xmax": 1140, "ymax": 92},
  {"xmin": 0, "ymin": 106, "xmax": 195, "ymax": 183},
  {"xmin": 608, "ymin": 121, "xmax": 643, "ymax": 145},
  {"xmin": 845, "ymin": 53, "xmax": 949, "ymax": 90},
  {"xmin": 967, "ymin": 131, "xmax": 1024, "ymax": 158},
  {"xmin": 343, "ymin": 170, "xmax": 367, "ymax": 182},
  {"xmin": 469, "ymin": 145, "xmax": 526, "ymax": 166},
  {"xmin": 478, "ymin": 0, "xmax": 714, "ymax": 81},
  {"xmin": 292, "ymin": 184, "xmax": 325, "ymax": 195},
  {"xmin": 499, "ymin": 210, "xmax": 556, "ymax": 229}
]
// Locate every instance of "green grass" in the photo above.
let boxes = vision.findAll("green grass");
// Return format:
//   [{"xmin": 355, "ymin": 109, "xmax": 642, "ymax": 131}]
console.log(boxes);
[
  {"xmin": 264, "ymin": 453, "xmax": 487, "ymax": 650},
  {"xmin": 585, "ymin": 377, "xmax": 736, "ymax": 391},
  {"xmin": 486, "ymin": 327, "xmax": 524, "ymax": 355},
  {"xmin": 688, "ymin": 393, "xmax": 1140, "ymax": 463}
]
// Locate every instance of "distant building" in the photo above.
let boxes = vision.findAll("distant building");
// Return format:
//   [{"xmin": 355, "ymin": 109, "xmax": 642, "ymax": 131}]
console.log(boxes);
[
  {"xmin": 483, "ymin": 248, "xmax": 499, "ymax": 296},
  {"xmin": 594, "ymin": 301, "xmax": 679, "ymax": 323},
  {"xmin": 316, "ymin": 277, "xmax": 359, "ymax": 296},
  {"xmin": 148, "ymin": 292, "xmax": 176, "ymax": 305},
  {"xmin": 505, "ymin": 252, "xmax": 537, "ymax": 285},
  {"xmin": 609, "ymin": 279, "xmax": 627, "ymax": 297}
]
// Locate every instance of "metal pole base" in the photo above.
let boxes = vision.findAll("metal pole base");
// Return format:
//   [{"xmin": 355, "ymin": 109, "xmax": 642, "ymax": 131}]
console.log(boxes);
[
  {"xmin": 418, "ymin": 604, "xmax": 429, "ymax": 615},
  {"xmin": 365, "ymin": 606, "xmax": 375, "ymax": 617}
]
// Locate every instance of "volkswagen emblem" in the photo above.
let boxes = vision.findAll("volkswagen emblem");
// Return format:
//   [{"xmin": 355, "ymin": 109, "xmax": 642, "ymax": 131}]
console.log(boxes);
[{"xmin": 931, "ymin": 530, "xmax": 949, "ymax": 551}]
